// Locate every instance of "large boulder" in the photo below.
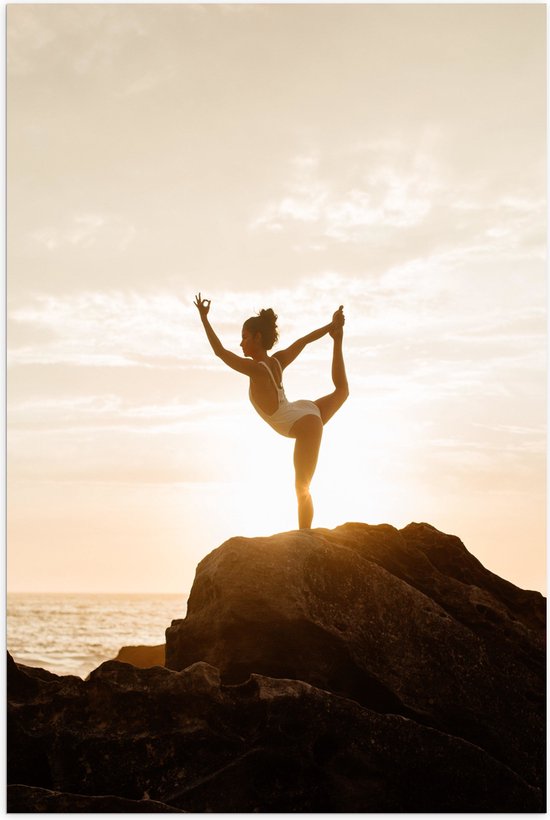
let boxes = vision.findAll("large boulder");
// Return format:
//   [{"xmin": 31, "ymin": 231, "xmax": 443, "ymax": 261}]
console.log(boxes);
[
  {"xmin": 165, "ymin": 522, "xmax": 545, "ymax": 794},
  {"xmin": 7, "ymin": 655, "xmax": 542, "ymax": 812}
]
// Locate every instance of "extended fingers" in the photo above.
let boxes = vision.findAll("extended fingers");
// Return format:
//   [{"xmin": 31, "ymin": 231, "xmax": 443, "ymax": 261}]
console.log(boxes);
[{"xmin": 194, "ymin": 293, "xmax": 210, "ymax": 308}]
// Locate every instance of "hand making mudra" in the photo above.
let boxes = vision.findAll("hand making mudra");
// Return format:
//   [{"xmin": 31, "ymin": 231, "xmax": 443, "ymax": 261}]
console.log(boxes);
[{"xmin": 193, "ymin": 293, "xmax": 349, "ymax": 528}]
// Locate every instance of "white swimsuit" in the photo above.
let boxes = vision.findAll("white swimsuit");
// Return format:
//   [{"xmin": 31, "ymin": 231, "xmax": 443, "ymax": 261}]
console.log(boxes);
[{"xmin": 249, "ymin": 357, "xmax": 322, "ymax": 438}]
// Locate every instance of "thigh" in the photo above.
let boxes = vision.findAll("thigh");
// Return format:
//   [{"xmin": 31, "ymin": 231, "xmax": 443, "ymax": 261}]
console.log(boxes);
[
  {"xmin": 314, "ymin": 389, "xmax": 347, "ymax": 425},
  {"xmin": 292, "ymin": 416, "xmax": 323, "ymax": 484}
]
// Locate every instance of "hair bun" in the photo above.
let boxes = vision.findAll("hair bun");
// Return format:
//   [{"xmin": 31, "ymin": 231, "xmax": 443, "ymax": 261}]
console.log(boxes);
[{"xmin": 260, "ymin": 308, "xmax": 277, "ymax": 324}]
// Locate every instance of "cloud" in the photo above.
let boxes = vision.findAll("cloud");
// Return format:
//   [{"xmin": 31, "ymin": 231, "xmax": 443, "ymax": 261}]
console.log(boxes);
[
  {"xmin": 120, "ymin": 67, "xmax": 177, "ymax": 97},
  {"xmin": 9, "ymin": 290, "xmax": 187, "ymax": 368},
  {"xmin": 30, "ymin": 214, "xmax": 137, "ymax": 253},
  {"xmin": 248, "ymin": 136, "xmax": 545, "ymax": 303},
  {"xmin": 8, "ymin": 242, "xmax": 544, "ymax": 388},
  {"xmin": 8, "ymin": 5, "xmax": 147, "ymax": 77},
  {"xmin": 7, "ymin": 7, "xmax": 56, "ymax": 75},
  {"xmin": 250, "ymin": 141, "xmax": 440, "ymax": 241},
  {"xmin": 8, "ymin": 394, "xmax": 243, "ymax": 433},
  {"xmin": 8, "ymin": 390, "xmax": 251, "ymax": 486}
]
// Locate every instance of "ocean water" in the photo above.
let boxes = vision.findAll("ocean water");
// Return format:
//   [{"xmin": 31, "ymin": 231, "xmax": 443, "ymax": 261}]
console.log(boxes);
[{"xmin": 7, "ymin": 593, "xmax": 188, "ymax": 679}]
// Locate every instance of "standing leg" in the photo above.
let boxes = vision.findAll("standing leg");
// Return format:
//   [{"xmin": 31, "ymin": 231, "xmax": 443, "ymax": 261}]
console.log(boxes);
[
  {"xmin": 291, "ymin": 415, "xmax": 323, "ymax": 528},
  {"xmin": 314, "ymin": 309, "xmax": 349, "ymax": 425}
]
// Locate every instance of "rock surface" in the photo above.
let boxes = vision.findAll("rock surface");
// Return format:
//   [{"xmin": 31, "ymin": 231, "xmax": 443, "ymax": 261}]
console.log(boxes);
[
  {"xmin": 112, "ymin": 643, "xmax": 165, "ymax": 668},
  {"xmin": 8, "ymin": 522, "xmax": 546, "ymax": 812},
  {"xmin": 7, "ymin": 653, "xmax": 542, "ymax": 812},
  {"xmin": 165, "ymin": 523, "xmax": 546, "ymax": 795},
  {"xmin": 7, "ymin": 784, "xmax": 184, "ymax": 812}
]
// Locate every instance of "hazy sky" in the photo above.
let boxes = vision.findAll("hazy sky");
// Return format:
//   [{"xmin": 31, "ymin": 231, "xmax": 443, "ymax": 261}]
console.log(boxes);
[{"xmin": 7, "ymin": 4, "xmax": 546, "ymax": 595}]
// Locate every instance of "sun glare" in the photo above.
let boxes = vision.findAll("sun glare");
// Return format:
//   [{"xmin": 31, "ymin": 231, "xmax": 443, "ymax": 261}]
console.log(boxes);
[{"xmin": 225, "ymin": 405, "xmax": 405, "ymax": 535}]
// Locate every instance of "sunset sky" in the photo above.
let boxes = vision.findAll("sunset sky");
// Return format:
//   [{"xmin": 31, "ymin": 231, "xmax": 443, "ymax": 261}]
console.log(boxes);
[{"xmin": 7, "ymin": 4, "xmax": 546, "ymax": 595}]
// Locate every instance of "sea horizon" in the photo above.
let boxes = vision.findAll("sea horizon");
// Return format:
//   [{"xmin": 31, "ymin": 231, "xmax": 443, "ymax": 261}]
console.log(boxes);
[
  {"xmin": 8, "ymin": 590, "xmax": 189, "ymax": 596},
  {"xmin": 7, "ymin": 591, "xmax": 189, "ymax": 679}
]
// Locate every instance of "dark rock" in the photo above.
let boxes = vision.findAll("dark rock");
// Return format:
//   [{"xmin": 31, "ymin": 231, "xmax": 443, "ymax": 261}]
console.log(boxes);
[
  {"xmin": 7, "ymin": 655, "xmax": 83, "ymax": 792},
  {"xmin": 7, "ymin": 784, "xmax": 185, "ymax": 812},
  {"xmin": 6, "ymin": 655, "xmax": 543, "ymax": 812},
  {"xmin": 7, "ymin": 521, "xmax": 546, "ymax": 812},
  {"xmin": 165, "ymin": 522, "xmax": 546, "ymax": 794},
  {"xmin": 112, "ymin": 643, "xmax": 165, "ymax": 668},
  {"xmin": 6, "ymin": 651, "xmax": 67, "ymax": 700}
]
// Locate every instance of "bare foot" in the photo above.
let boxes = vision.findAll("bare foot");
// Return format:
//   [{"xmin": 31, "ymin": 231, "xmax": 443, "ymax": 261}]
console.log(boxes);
[{"xmin": 329, "ymin": 305, "xmax": 345, "ymax": 339}]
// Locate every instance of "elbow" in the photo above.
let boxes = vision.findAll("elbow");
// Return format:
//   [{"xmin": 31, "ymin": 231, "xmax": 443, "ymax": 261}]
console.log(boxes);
[{"xmin": 338, "ymin": 382, "xmax": 350, "ymax": 402}]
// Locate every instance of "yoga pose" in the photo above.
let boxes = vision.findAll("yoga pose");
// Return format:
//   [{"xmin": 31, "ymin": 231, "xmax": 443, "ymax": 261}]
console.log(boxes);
[{"xmin": 194, "ymin": 294, "xmax": 349, "ymax": 528}]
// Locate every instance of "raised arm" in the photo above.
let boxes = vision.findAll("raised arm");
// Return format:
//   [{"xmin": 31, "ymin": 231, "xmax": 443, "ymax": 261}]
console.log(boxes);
[
  {"xmin": 194, "ymin": 293, "xmax": 258, "ymax": 377},
  {"xmin": 274, "ymin": 306, "xmax": 344, "ymax": 370}
]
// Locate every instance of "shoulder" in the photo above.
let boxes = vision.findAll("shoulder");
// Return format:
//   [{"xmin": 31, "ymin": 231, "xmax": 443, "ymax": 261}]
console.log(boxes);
[
  {"xmin": 271, "ymin": 352, "xmax": 284, "ymax": 371},
  {"xmin": 248, "ymin": 360, "xmax": 268, "ymax": 379}
]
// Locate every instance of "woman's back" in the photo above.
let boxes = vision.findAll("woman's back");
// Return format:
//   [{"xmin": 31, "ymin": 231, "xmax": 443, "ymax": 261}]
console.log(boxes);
[{"xmin": 248, "ymin": 357, "xmax": 285, "ymax": 417}]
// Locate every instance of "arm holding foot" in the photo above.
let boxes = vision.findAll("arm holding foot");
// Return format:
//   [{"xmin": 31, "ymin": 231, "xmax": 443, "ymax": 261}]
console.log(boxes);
[{"xmin": 275, "ymin": 306, "xmax": 345, "ymax": 369}]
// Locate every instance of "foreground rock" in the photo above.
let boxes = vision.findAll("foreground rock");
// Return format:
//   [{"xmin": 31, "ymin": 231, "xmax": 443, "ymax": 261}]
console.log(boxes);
[
  {"xmin": 7, "ymin": 784, "xmax": 184, "ymax": 812},
  {"xmin": 7, "ymin": 522, "xmax": 546, "ymax": 811},
  {"xmin": 7, "ymin": 653, "xmax": 542, "ymax": 811},
  {"xmin": 166, "ymin": 522, "xmax": 545, "ymax": 796}
]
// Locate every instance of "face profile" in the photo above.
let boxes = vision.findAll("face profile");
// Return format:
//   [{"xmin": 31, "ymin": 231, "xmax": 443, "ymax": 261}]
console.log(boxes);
[{"xmin": 240, "ymin": 327, "xmax": 261, "ymax": 358}]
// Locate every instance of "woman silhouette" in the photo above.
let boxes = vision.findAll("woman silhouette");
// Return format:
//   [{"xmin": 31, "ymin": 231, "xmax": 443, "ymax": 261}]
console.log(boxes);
[{"xmin": 194, "ymin": 294, "xmax": 349, "ymax": 528}]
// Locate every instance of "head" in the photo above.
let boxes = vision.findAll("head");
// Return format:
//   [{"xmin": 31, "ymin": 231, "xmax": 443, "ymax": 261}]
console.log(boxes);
[{"xmin": 241, "ymin": 308, "xmax": 279, "ymax": 357}]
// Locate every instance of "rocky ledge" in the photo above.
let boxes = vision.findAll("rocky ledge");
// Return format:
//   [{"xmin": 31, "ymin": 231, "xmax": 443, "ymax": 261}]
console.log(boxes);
[{"xmin": 8, "ymin": 522, "xmax": 546, "ymax": 812}]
